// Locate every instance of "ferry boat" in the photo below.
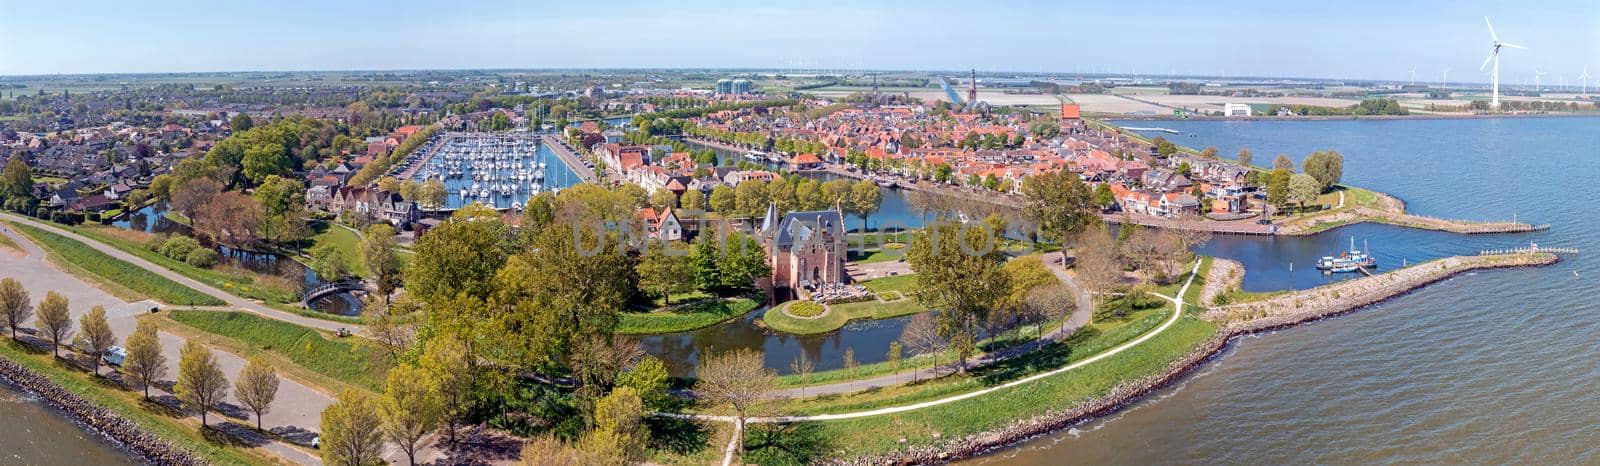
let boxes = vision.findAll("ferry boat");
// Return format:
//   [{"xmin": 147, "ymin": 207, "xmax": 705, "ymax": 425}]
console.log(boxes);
[{"xmin": 1316, "ymin": 237, "xmax": 1376, "ymax": 272}]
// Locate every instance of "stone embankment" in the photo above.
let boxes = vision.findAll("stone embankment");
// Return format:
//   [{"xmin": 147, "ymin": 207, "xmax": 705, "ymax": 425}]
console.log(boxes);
[
  {"xmin": 1204, "ymin": 252, "xmax": 1558, "ymax": 328},
  {"xmin": 1196, "ymin": 258, "xmax": 1243, "ymax": 307},
  {"xmin": 1278, "ymin": 205, "xmax": 1545, "ymax": 236},
  {"xmin": 0, "ymin": 356, "xmax": 203, "ymax": 465},
  {"xmin": 832, "ymin": 252, "xmax": 1557, "ymax": 465}
]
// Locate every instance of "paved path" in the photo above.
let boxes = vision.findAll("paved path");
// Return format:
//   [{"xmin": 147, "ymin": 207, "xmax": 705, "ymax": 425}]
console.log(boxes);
[
  {"xmin": 770, "ymin": 251, "xmax": 1095, "ymax": 399},
  {"xmin": 0, "ymin": 225, "xmax": 327, "ymax": 464},
  {"xmin": 541, "ymin": 135, "xmax": 598, "ymax": 183},
  {"xmin": 0, "ymin": 222, "xmax": 443, "ymax": 465},
  {"xmin": 677, "ymin": 260, "xmax": 1199, "ymax": 423},
  {"xmin": 0, "ymin": 213, "xmax": 363, "ymax": 335}
]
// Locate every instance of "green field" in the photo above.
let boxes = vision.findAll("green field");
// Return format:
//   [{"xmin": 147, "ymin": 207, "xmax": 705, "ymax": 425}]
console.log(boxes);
[
  {"xmin": 309, "ymin": 223, "xmax": 366, "ymax": 277},
  {"xmin": 163, "ymin": 310, "xmax": 391, "ymax": 392},
  {"xmin": 0, "ymin": 340, "xmax": 273, "ymax": 465},
  {"xmin": 762, "ymin": 296, "xmax": 927, "ymax": 335},
  {"xmin": 617, "ymin": 296, "xmax": 764, "ymax": 335},
  {"xmin": 8, "ymin": 222, "xmax": 223, "ymax": 306}
]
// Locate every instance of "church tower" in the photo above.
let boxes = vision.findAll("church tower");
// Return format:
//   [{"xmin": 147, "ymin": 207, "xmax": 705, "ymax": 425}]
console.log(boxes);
[{"xmin": 967, "ymin": 69, "xmax": 978, "ymax": 106}]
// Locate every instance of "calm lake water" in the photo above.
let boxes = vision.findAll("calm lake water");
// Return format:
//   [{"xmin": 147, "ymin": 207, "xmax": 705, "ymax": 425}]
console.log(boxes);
[
  {"xmin": 966, "ymin": 116, "xmax": 1600, "ymax": 464},
  {"xmin": 0, "ymin": 379, "xmax": 140, "ymax": 465}
]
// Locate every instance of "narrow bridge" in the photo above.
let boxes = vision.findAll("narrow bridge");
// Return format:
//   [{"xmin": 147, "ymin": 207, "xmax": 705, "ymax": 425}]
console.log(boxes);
[
  {"xmin": 301, "ymin": 281, "xmax": 364, "ymax": 305},
  {"xmin": 1479, "ymin": 246, "xmax": 1579, "ymax": 255}
]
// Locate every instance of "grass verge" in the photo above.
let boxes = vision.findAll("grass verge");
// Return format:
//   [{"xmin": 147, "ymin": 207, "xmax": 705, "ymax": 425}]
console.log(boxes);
[
  {"xmin": 159, "ymin": 310, "xmax": 391, "ymax": 392},
  {"xmin": 71, "ymin": 225, "xmax": 301, "ymax": 305},
  {"xmin": 0, "ymin": 339, "xmax": 274, "ymax": 465},
  {"xmin": 761, "ymin": 298, "xmax": 927, "ymax": 335},
  {"xmin": 8, "ymin": 221, "xmax": 224, "ymax": 306}
]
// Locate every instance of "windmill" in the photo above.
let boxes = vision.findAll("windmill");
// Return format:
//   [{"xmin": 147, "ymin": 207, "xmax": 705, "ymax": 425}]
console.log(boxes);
[
  {"xmin": 1534, "ymin": 67, "xmax": 1547, "ymax": 92},
  {"xmin": 1409, "ymin": 66, "xmax": 1418, "ymax": 85},
  {"xmin": 1441, "ymin": 68, "xmax": 1452, "ymax": 87},
  {"xmin": 1480, "ymin": 17, "xmax": 1527, "ymax": 109},
  {"xmin": 1581, "ymin": 67, "xmax": 1593, "ymax": 95}
]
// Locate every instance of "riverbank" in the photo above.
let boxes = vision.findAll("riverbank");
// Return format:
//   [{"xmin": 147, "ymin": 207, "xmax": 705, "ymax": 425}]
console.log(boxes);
[
  {"xmin": 0, "ymin": 351, "xmax": 203, "ymax": 465},
  {"xmin": 1103, "ymin": 112, "xmax": 1600, "ymax": 122},
  {"xmin": 541, "ymin": 134, "xmax": 599, "ymax": 183},
  {"xmin": 832, "ymin": 251, "xmax": 1558, "ymax": 464}
]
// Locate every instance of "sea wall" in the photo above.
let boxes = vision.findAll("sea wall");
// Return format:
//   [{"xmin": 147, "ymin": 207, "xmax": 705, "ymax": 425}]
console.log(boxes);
[
  {"xmin": 833, "ymin": 252, "xmax": 1558, "ymax": 465},
  {"xmin": 0, "ymin": 356, "xmax": 203, "ymax": 466}
]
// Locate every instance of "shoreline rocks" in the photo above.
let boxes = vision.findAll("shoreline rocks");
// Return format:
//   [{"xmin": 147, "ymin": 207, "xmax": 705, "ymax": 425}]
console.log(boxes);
[
  {"xmin": 0, "ymin": 356, "xmax": 204, "ymax": 466},
  {"xmin": 832, "ymin": 252, "xmax": 1558, "ymax": 465}
]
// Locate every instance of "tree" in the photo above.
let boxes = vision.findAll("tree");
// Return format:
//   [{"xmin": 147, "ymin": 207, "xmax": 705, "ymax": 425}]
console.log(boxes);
[
  {"xmin": 241, "ymin": 143, "xmax": 289, "ymax": 185},
  {"xmin": 0, "ymin": 277, "xmax": 30, "ymax": 340},
  {"xmin": 649, "ymin": 189, "xmax": 677, "ymax": 210},
  {"xmin": 234, "ymin": 356, "xmax": 280, "ymax": 430},
  {"xmin": 122, "ymin": 321, "xmax": 166, "ymax": 400},
  {"xmin": 690, "ymin": 230, "xmax": 723, "ymax": 291},
  {"xmin": 717, "ymin": 230, "xmax": 771, "ymax": 290},
  {"xmin": 899, "ymin": 312, "xmax": 946, "ymax": 381},
  {"xmin": 175, "ymin": 340, "xmax": 228, "ymax": 426},
  {"xmin": 1153, "ymin": 136, "xmax": 1178, "ymax": 156},
  {"xmin": 404, "ymin": 213, "xmax": 512, "ymax": 303},
  {"xmin": 1289, "ymin": 173, "xmax": 1321, "ymax": 211},
  {"xmin": 170, "ymin": 178, "xmax": 224, "ymax": 221},
  {"xmin": 616, "ymin": 356, "xmax": 670, "ymax": 412},
  {"xmin": 1024, "ymin": 284, "xmax": 1076, "ymax": 338},
  {"xmin": 906, "ymin": 220, "xmax": 1011, "ymax": 372},
  {"xmin": 1302, "ymin": 149, "xmax": 1344, "ymax": 192},
  {"xmin": 520, "ymin": 434, "xmax": 591, "ymax": 465},
  {"xmin": 360, "ymin": 223, "xmax": 402, "ymax": 302},
  {"xmin": 419, "ymin": 178, "xmax": 447, "ymax": 208},
  {"xmin": 789, "ymin": 352, "xmax": 815, "ymax": 398},
  {"xmin": 695, "ymin": 349, "xmax": 777, "ymax": 458},
  {"xmin": 636, "ymin": 247, "xmax": 693, "ymax": 305},
  {"xmin": 379, "ymin": 364, "xmax": 444, "ymax": 466},
  {"xmin": 582, "ymin": 386, "xmax": 650, "ymax": 466},
  {"xmin": 36, "ymin": 291, "xmax": 72, "ymax": 357},
  {"xmin": 1020, "ymin": 170, "xmax": 1096, "ymax": 244},
  {"xmin": 0, "ymin": 156, "xmax": 35, "ymax": 210},
  {"xmin": 78, "ymin": 306, "xmax": 115, "ymax": 375},
  {"xmin": 419, "ymin": 336, "xmax": 471, "ymax": 444},
  {"xmin": 321, "ymin": 389, "xmax": 384, "ymax": 466},
  {"xmin": 229, "ymin": 113, "xmax": 254, "ymax": 132},
  {"xmin": 1237, "ymin": 148, "xmax": 1253, "ymax": 167},
  {"xmin": 363, "ymin": 295, "xmax": 417, "ymax": 359},
  {"xmin": 844, "ymin": 180, "xmax": 883, "ymax": 232},
  {"xmin": 680, "ymin": 189, "xmax": 706, "ymax": 211},
  {"xmin": 1072, "ymin": 226, "xmax": 1123, "ymax": 311},
  {"xmin": 886, "ymin": 341, "xmax": 904, "ymax": 371},
  {"xmin": 709, "ymin": 184, "xmax": 736, "ymax": 213},
  {"xmin": 193, "ymin": 191, "xmax": 262, "ymax": 246},
  {"xmin": 1266, "ymin": 168, "xmax": 1292, "ymax": 211},
  {"xmin": 1272, "ymin": 154, "xmax": 1296, "ymax": 173},
  {"xmin": 310, "ymin": 243, "xmax": 349, "ymax": 282}
]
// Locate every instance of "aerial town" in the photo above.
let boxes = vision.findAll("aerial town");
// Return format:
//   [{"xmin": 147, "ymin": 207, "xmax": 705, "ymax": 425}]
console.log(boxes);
[{"xmin": 0, "ymin": 6, "xmax": 1593, "ymax": 466}]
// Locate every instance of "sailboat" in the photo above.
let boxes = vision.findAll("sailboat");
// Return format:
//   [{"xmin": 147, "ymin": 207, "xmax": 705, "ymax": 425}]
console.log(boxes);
[{"xmin": 1317, "ymin": 237, "xmax": 1376, "ymax": 273}]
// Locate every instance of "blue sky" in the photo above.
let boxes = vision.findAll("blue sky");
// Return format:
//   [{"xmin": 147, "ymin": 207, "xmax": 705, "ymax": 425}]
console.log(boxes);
[{"xmin": 3, "ymin": 0, "xmax": 1598, "ymax": 83}]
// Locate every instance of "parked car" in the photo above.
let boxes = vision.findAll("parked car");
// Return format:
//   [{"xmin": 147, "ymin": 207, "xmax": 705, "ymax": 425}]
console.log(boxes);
[
  {"xmin": 102, "ymin": 346, "xmax": 126, "ymax": 367},
  {"xmin": 311, "ymin": 436, "xmax": 320, "ymax": 449}
]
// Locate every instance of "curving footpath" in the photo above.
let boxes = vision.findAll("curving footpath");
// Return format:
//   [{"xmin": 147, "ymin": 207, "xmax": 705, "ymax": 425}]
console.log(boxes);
[
  {"xmin": 769, "ymin": 251, "xmax": 1094, "ymax": 399},
  {"xmin": 673, "ymin": 260, "xmax": 1200, "ymax": 424},
  {"xmin": 0, "ymin": 213, "xmax": 363, "ymax": 334}
]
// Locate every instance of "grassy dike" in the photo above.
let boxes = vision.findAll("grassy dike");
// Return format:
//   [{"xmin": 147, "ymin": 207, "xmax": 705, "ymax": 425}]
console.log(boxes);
[
  {"xmin": 156, "ymin": 310, "xmax": 392, "ymax": 392},
  {"xmin": 7, "ymin": 221, "xmax": 224, "ymax": 306},
  {"xmin": 0, "ymin": 340, "xmax": 272, "ymax": 465}
]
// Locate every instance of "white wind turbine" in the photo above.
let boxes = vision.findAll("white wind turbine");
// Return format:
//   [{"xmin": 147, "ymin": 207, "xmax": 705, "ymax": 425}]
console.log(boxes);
[
  {"xmin": 1480, "ymin": 17, "xmax": 1527, "ymax": 109},
  {"xmin": 1409, "ymin": 66, "xmax": 1418, "ymax": 85},
  {"xmin": 1581, "ymin": 67, "xmax": 1593, "ymax": 95},
  {"xmin": 1441, "ymin": 68, "xmax": 1452, "ymax": 86},
  {"xmin": 1534, "ymin": 67, "xmax": 1547, "ymax": 92}
]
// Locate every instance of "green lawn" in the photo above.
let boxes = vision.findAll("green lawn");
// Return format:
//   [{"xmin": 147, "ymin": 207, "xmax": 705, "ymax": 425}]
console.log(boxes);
[
  {"xmin": 163, "ymin": 310, "xmax": 391, "ymax": 392},
  {"xmin": 70, "ymin": 225, "xmax": 301, "ymax": 305},
  {"xmin": 0, "ymin": 340, "xmax": 274, "ymax": 465},
  {"xmin": 617, "ymin": 296, "xmax": 763, "ymax": 335},
  {"xmin": 777, "ymin": 315, "xmax": 1218, "ymax": 460},
  {"xmin": 8, "ymin": 222, "xmax": 224, "ymax": 306},
  {"xmin": 762, "ymin": 297, "xmax": 927, "ymax": 335},
  {"xmin": 847, "ymin": 243, "xmax": 907, "ymax": 264},
  {"xmin": 860, "ymin": 274, "xmax": 917, "ymax": 294},
  {"xmin": 309, "ymin": 223, "xmax": 365, "ymax": 277}
]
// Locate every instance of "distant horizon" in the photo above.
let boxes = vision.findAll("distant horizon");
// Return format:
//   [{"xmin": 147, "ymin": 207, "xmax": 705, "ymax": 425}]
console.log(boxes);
[
  {"xmin": 0, "ymin": 67, "xmax": 1523, "ymax": 88},
  {"xmin": 3, "ymin": 0, "xmax": 1597, "ymax": 84}
]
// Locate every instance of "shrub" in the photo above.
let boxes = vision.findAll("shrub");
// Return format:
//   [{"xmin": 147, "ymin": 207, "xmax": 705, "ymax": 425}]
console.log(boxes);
[
  {"xmin": 788, "ymin": 301, "xmax": 826, "ymax": 318},
  {"xmin": 185, "ymin": 247, "xmax": 220, "ymax": 268},
  {"xmin": 159, "ymin": 235, "xmax": 202, "ymax": 260}
]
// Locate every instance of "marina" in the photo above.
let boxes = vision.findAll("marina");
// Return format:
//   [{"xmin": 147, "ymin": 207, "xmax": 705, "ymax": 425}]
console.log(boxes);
[{"xmin": 405, "ymin": 132, "xmax": 586, "ymax": 210}]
